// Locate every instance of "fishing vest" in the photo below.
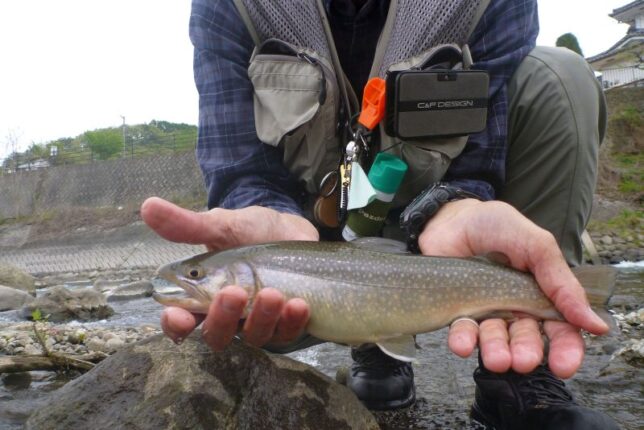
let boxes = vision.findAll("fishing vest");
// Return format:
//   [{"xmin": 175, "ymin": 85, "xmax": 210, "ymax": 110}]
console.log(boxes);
[{"xmin": 233, "ymin": 0, "xmax": 490, "ymax": 208}]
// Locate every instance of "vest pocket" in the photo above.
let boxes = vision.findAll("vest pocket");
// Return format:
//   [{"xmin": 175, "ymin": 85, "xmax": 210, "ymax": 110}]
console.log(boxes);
[
  {"xmin": 248, "ymin": 39, "xmax": 340, "ymax": 193},
  {"xmin": 381, "ymin": 44, "xmax": 473, "ymax": 206}
]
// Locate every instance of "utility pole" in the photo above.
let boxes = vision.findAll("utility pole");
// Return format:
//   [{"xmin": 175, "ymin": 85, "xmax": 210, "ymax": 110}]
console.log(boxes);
[{"xmin": 120, "ymin": 115, "xmax": 126, "ymax": 158}]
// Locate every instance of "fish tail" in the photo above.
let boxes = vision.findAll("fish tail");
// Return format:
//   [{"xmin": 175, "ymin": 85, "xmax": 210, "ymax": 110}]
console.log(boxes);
[{"xmin": 572, "ymin": 265, "xmax": 618, "ymax": 332}]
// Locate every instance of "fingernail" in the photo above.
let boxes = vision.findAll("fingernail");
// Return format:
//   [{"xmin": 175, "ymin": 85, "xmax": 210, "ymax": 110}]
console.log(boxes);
[{"xmin": 587, "ymin": 306, "xmax": 608, "ymax": 329}]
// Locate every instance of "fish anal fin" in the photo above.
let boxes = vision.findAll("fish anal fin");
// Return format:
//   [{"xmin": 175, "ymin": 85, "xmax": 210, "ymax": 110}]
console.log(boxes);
[{"xmin": 376, "ymin": 335, "xmax": 418, "ymax": 363}]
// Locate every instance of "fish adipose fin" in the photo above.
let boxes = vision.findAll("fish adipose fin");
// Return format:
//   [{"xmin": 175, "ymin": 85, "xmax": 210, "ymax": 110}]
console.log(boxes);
[
  {"xmin": 572, "ymin": 265, "xmax": 618, "ymax": 333},
  {"xmin": 351, "ymin": 237, "xmax": 410, "ymax": 254},
  {"xmin": 376, "ymin": 335, "xmax": 418, "ymax": 363}
]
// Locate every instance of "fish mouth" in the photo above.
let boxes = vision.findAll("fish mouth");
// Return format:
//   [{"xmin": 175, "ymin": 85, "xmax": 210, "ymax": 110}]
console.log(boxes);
[{"xmin": 152, "ymin": 263, "xmax": 210, "ymax": 314}]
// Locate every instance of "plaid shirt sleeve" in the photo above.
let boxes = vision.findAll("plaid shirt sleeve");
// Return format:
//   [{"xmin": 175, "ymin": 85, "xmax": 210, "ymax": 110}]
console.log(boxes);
[
  {"xmin": 190, "ymin": 0, "xmax": 303, "ymax": 215},
  {"xmin": 190, "ymin": 0, "xmax": 538, "ymax": 210},
  {"xmin": 444, "ymin": 0, "xmax": 539, "ymax": 200}
]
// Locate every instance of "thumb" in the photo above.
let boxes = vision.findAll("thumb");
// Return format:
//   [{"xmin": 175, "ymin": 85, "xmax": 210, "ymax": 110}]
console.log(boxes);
[
  {"xmin": 141, "ymin": 197, "xmax": 223, "ymax": 245},
  {"xmin": 141, "ymin": 197, "xmax": 318, "ymax": 250}
]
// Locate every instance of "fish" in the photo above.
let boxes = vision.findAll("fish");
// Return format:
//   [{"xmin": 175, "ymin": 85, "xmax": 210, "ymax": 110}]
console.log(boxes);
[{"xmin": 153, "ymin": 238, "xmax": 615, "ymax": 362}]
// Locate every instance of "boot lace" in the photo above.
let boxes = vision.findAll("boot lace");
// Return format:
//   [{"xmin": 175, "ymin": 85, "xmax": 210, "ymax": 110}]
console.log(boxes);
[
  {"xmin": 352, "ymin": 347, "xmax": 412, "ymax": 374},
  {"xmin": 516, "ymin": 365, "xmax": 574, "ymax": 408}
]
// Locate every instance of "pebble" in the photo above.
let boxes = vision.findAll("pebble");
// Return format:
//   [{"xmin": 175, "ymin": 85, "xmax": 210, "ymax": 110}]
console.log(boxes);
[
  {"xmin": 105, "ymin": 337, "xmax": 125, "ymax": 352},
  {"xmin": 624, "ymin": 309, "xmax": 644, "ymax": 326},
  {"xmin": 0, "ymin": 322, "xmax": 161, "ymax": 357}
]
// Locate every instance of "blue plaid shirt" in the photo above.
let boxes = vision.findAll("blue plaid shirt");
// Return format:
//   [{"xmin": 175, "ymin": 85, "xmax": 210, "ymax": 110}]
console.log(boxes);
[{"xmin": 190, "ymin": 0, "xmax": 539, "ymax": 214}]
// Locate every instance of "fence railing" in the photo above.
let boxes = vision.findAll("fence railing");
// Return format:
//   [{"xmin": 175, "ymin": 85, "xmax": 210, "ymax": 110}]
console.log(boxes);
[{"xmin": 1, "ymin": 133, "xmax": 196, "ymax": 175}]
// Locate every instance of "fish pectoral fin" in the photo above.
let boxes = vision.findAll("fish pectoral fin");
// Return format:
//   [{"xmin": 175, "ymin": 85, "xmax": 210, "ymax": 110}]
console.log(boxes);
[{"xmin": 376, "ymin": 335, "xmax": 418, "ymax": 363}]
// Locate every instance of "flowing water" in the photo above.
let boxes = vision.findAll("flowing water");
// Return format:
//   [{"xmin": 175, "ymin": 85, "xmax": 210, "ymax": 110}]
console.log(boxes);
[{"xmin": 1, "ymin": 265, "xmax": 642, "ymax": 429}]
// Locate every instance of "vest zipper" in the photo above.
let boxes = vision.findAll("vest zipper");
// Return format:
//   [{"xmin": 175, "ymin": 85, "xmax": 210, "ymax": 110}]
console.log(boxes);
[
  {"xmin": 298, "ymin": 52, "xmax": 328, "ymax": 105},
  {"xmin": 256, "ymin": 38, "xmax": 331, "ymax": 106}
]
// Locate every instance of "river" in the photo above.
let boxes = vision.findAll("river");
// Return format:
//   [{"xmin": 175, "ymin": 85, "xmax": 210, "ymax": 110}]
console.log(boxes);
[{"xmin": 1, "ymin": 264, "xmax": 642, "ymax": 429}]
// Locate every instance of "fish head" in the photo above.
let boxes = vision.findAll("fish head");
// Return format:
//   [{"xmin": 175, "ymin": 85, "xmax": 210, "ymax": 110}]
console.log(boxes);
[
  {"xmin": 153, "ymin": 253, "xmax": 235, "ymax": 314},
  {"xmin": 153, "ymin": 251, "xmax": 254, "ymax": 315}
]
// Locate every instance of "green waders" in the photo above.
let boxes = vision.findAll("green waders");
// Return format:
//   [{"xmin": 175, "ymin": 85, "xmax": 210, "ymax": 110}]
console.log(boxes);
[{"xmin": 502, "ymin": 46, "xmax": 607, "ymax": 266}]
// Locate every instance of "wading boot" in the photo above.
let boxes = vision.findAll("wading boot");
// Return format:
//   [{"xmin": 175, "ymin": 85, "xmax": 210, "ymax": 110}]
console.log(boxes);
[
  {"xmin": 346, "ymin": 346, "xmax": 415, "ymax": 410},
  {"xmin": 470, "ymin": 363, "xmax": 619, "ymax": 430}
]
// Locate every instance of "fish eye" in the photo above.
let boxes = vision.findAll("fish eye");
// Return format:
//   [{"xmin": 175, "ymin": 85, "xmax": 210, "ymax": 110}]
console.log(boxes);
[{"xmin": 187, "ymin": 267, "xmax": 202, "ymax": 279}]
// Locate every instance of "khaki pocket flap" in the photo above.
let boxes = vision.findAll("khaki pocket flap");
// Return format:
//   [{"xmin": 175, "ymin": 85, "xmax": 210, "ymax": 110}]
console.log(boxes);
[{"xmin": 249, "ymin": 58, "xmax": 323, "ymax": 146}]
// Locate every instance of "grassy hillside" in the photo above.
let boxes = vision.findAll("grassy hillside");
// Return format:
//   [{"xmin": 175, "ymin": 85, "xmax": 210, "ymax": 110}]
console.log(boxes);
[{"xmin": 598, "ymin": 87, "xmax": 644, "ymax": 203}]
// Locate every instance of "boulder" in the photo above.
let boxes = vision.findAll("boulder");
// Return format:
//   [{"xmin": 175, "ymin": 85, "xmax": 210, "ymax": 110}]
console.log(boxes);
[
  {"xmin": 105, "ymin": 280, "xmax": 154, "ymax": 302},
  {"xmin": 0, "ymin": 264, "xmax": 36, "ymax": 293},
  {"xmin": 20, "ymin": 286, "xmax": 114, "ymax": 322},
  {"xmin": 26, "ymin": 334, "xmax": 378, "ymax": 430},
  {"xmin": 0, "ymin": 285, "xmax": 34, "ymax": 311}
]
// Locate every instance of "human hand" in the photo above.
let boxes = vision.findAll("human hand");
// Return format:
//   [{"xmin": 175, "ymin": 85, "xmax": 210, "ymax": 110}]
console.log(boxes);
[
  {"xmin": 141, "ymin": 197, "xmax": 318, "ymax": 351},
  {"xmin": 418, "ymin": 199, "xmax": 609, "ymax": 379}
]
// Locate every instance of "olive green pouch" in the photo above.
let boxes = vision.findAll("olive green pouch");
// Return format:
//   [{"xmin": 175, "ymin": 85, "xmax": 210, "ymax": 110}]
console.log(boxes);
[{"xmin": 380, "ymin": 44, "xmax": 485, "ymax": 206}]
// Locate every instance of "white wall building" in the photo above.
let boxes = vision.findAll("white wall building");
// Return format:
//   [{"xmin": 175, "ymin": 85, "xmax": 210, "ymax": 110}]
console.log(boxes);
[{"xmin": 588, "ymin": 0, "xmax": 644, "ymax": 89}]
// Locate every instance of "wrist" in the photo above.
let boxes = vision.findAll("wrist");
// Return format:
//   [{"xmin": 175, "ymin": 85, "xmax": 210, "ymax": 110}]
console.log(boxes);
[
  {"xmin": 400, "ymin": 182, "xmax": 481, "ymax": 253},
  {"xmin": 277, "ymin": 211, "xmax": 320, "ymax": 241},
  {"xmin": 425, "ymin": 198, "xmax": 483, "ymax": 225}
]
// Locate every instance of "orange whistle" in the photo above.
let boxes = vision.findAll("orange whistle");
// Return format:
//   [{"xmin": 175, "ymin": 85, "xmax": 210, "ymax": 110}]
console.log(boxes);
[{"xmin": 358, "ymin": 77, "xmax": 386, "ymax": 131}]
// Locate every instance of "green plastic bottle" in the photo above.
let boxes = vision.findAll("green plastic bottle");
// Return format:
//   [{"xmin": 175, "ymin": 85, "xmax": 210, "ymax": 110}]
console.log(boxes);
[{"xmin": 342, "ymin": 152, "xmax": 408, "ymax": 241}]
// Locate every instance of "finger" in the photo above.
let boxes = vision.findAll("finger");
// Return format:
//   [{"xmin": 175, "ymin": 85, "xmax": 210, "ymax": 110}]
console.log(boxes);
[
  {"xmin": 508, "ymin": 318, "xmax": 544, "ymax": 373},
  {"xmin": 141, "ymin": 198, "xmax": 319, "ymax": 250},
  {"xmin": 242, "ymin": 288, "xmax": 285, "ymax": 347},
  {"xmin": 529, "ymin": 239, "xmax": 608, "ymax": 335},
  {"xmin": 448, "ymin": 319, "xmax": 479, "ymax": 358},
  {"xmin": 161, "ymin": 307, "xmax": 205, "ymax": 344},
  {"xmin": 141, "ymin": 196, "xmax": 227, "ymax": 246},
  {"xmin": 202, "ymin": 286, "xmax": 248, "ymax": 352},
  {"xmin": 543, "ymin": 321, "xmax": 584, "ymax": 379},
  {"xmin": 479, "ymin": 319, "xmax": 512, "ymax": 373},
  {"xmin": 271, "ymin": 298, "xmax": 310, "ymax": 345}
]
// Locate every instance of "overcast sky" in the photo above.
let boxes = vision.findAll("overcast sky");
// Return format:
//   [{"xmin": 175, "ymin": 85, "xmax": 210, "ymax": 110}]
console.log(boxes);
[{"xmin": 0, "ymin": 0, "xmax": 631, "ymax": 161}]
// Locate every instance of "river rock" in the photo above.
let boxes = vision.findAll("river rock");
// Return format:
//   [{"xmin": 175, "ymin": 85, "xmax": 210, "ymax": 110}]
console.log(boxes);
[
  {"xmin": 0, "ymin": 285, "xmax": 34, "ymax": 311},
  {"xmin": 26, "ymin": 334, "xmax": 378, "ymax": 430},
  {"xmin": 20, "ymin": 286, "xmax": 114, "ymax": 322},
  {"xmin": 105, "ymin": 280, "xmax": 154, "ymax": 302},
  {"xmin": 0, "ymin": 264, "xmax": 36, "ymax": 293}
]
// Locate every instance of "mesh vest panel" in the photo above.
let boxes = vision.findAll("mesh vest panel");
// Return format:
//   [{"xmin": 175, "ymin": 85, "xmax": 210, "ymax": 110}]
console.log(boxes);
[
  {"xmin": 378, "ymin": 0, "xmax": 482, "ymax": 76},
  {"xmin": 241, "ymin": 0, "xmax": 332, "ymax": 62}
]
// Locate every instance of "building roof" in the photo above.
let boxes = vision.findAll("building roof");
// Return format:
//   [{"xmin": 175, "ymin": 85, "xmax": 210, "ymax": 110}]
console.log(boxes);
[
  {"xmin": 587, "ymin": 29, "xmax": 644, "ymax": 63},
  {"xmin": 608, "ymin": 0, "xmax": 644, "ymax": 19},
  {"xmin": 611, "ymin": 0, "xmax": 644, "ymax": 22}
]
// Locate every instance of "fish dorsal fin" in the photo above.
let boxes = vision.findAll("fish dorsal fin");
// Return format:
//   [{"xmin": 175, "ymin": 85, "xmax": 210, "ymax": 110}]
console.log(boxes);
[
  {"xmin": 351, "ymin": 237, "xmax": 410, "ymax": 255},
  {"xmin": 376, "ymin": 334, "xmax": 418, "ymax": 363}
]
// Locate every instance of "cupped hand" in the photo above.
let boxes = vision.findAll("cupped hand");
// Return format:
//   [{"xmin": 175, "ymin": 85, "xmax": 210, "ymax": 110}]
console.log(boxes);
[
  {"xmin": 419, "ymin": 199, "xmax": 608, "ymax": 379},
  {"xmin": 141, "ymin": 197, "xmax": 318, "ymax": 351}
]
